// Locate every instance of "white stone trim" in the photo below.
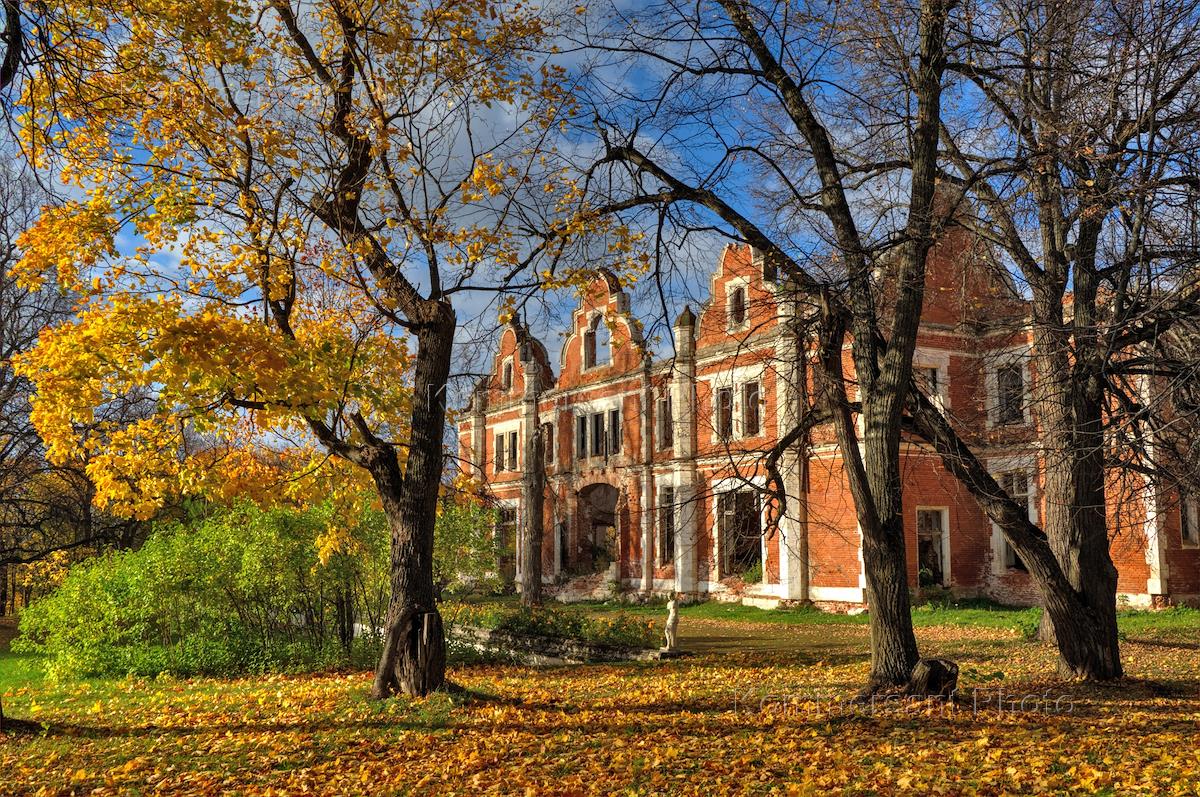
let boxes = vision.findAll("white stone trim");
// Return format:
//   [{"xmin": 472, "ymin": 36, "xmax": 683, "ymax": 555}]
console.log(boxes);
[
  {"xmin": 1139, "ymin": 389, "xmax": 1170, "ymax": 594},
  {"xmin": 701, "ymin": 364, "xmax": 768, "ymax": 443},
  {"xmin": 856, "ymin": 523, "xmax": 867, "ymax": 591},
  {"xmin": 809, "ymin": 585, "xmax": 865, "ymax": 604},
  {"xmin": 913, "ymin": 347, "xmax": 951, "ymax": 410},
  {"xmin": 743, "ymin": 582, "xmax": 785, "ymax": 599},
  {"xmin": 724, "ymin": 275, "xmax": 752, "ymax": 333},
  {"xmin": 1117, "ymin": 592, "xmax": 1154, "ymax": 609},
  {"xmin": 569, "ymin": 396, "xmax": 623, "ymax": 416},
  {"xmin": 491, "ymin": 420, "xmax": 522, "ymax": 471}
]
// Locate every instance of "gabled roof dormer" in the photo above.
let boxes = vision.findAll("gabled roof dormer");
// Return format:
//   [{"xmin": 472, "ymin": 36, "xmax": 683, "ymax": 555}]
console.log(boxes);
[
  {"xmin": 559, "ymin": 270, "xmax": 644, "ymax": 388},
  {"xmin": 696, "ymin": 244, "xmax": 780, "ymax": 349},
  {"xmin": 488, "ymin": 318, "xmax": 553, "ymax": 404}
]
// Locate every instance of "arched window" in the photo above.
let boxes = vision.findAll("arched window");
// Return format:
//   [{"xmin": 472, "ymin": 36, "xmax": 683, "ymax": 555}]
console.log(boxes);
[
  {"xmin": 501, "ymin": 359, "xmax": 513, "ymax": 391},
  {"xmin": 728, "ymin": 286, "xmax": 747, "ymax": 328},
  {"xmin": 584, "ymin": 315, "xmax": 610, "ymax": 368},
  {"xmin": 583, "ymin": 328, "xmax": 595, "ymax": 369},
  {"xmin": 594, "ymin": 317, "xmax": 611, "ymax": 365}
]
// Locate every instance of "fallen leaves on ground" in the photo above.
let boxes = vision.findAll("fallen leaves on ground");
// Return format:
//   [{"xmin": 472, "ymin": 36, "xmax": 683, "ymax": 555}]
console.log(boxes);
[{"xmin": 3, "ymin": 621, "xmax": 1200, "ymax": 795}]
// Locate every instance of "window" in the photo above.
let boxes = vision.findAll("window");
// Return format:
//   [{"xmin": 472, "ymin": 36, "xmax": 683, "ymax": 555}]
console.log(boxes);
[
  {"xmin": 576, "ymin": 416, "xmax": 587, "ymax": 460},
  {"xmin": 501, "ymin": 359, "xmax": 513, "ymax": 392},
  {"xmin": 657, "ymin": 486, "xmax": 675, "ymax": 566},
  {"xmin": 998, "ymin": 470, "xmax": 1031, "ymax": 571},
  {"xmin": 996, "ymin": 361, "xmax": 1025, "ymax": 425},
  {"xmin": 917, "ymin": 364, "xmax": 949, "ymax": 409},
  {"xmin": 728, "ymin": 286, "xmax": 747, "ymax": 328},
  {"xmin": 590, "ymin": 412, "xmax": 605, "ymax": 457},
  {"xmin": 922, "ymin": 366, "xmax": 939, "ymax": 395},
  {"xmin": 595, "ymin": 319, "xmax": 611, "ymax": 365},
  {"xmin": 916, "ymin": 509, "xmax": 948, "ymax": 587},
  {"xmin": 919, "ymin": 364, "xmax": 950, "ymax": 409},
  {"xmin": 542, "ymin": 422, "xmax": 554, "ymax": 467},
  {"xmin": 608, "ymin": 408, "xmax": 621, "ymax": 455},
  {"xmin": 754, "ymin": 247, "xmax": 777, "ymax": 283},
  {"xmin": 556, "ymin": 520, "xmax": 569, "ymax": 572},
  {"xmin": 507, "ymin": 430, "xmax": 518, "ymax": 471},
  {"xmin": 495, "ymin": 433, "xmax": 506, "ymax": 472},
  {"xmin": 495, "ymin": 507, "xmax": 517, "ymax": 582},
  {"xmin": 716, "ymin": 387, "xmax": 734, "ymax": 440},
  {"xmin": 718, "ymin": 489, "xmax": 762, "ymax": 579},
  {"xmin": 657, "ymin": 396, "xmax": 673, "ymax": 449},
  {"xmin": 583, "ymin": 325, "xmax": 596, "ymax": 369},
  {"xmin": 742, "ymin": 381, "xmax": 760, "ymax": 437},
  {"xmin": 583, "ymin": 315, "xmax": 610, "ymax": 369},
  {"xmin": 1182, "ymin": 491, "xmax": 1199, "ymax": 547}
]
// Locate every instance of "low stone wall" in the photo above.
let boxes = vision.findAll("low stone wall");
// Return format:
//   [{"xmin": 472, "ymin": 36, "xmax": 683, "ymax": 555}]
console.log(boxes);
[{"xmin": 449, "ymin": 624, "xmax": 676, "ymax": 666}]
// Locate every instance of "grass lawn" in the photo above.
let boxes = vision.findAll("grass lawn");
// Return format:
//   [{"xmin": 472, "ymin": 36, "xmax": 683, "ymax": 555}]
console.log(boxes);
[
  {"xmin": 561, "ymin": 595, "xmax": 1200, "ymax": 638},
  {"xmin": 4, "ymin": 606, "xmax": 1200, "ymax": 795}
]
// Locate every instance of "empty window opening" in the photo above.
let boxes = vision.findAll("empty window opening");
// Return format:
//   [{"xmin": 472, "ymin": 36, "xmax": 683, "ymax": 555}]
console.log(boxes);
[
  {"xmin": 917, "ymin": 508, "xmax": 948, "ymax": 587},
  {"xmin": 728, "ymin": 286, "xmax": 747, "ymax": 328},
  {"xmin": 997, "ymin": 362, "xmax": 1025, "ymax": 425},
  {"xmin": 718, "ymin": 489, "xmax": 762, "ymax": 580}
]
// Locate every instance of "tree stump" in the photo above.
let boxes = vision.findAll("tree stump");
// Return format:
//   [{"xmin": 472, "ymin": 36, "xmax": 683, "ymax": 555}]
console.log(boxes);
[{"xmin": 906, "ymin": 658, "xmax": 959, "ymax": 698}]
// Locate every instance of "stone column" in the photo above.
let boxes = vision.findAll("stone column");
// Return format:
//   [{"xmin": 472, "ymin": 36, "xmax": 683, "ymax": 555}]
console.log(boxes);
[
  {"xmin": 519, "ymin": 354, "xmax": 544, "ymax": 604},
  {"xmin": 640, "ymin": 357, "xmax": 655, "ymax": 595},
  {"xmin": 1140, "ymin": 376, "xmax": 1169, "ymax": 599},
  {"xmin": 671, "ymin": 307, "xmax": 699, "ymax": 596},
  {"xmin": 470, "ymin": 382, "xmax": 487, "ymax": 479},
  {"xmin": 775, "ymin": 292, "xmax": 810, "ymax": 601}
]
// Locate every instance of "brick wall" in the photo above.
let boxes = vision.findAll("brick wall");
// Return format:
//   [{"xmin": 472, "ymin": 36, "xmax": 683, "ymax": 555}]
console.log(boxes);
[{"xmin": 457, "ymin": 242, "xmax": 1180, "ymax": 608}]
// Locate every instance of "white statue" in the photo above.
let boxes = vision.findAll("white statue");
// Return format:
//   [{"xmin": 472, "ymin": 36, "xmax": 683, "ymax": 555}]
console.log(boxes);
[{"xmin": 664, "ymin": 593, "xmax": 680, "ymax": 651}]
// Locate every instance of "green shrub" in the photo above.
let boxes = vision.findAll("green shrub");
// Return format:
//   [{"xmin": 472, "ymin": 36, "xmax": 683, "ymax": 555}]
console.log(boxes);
[
  {"xmin": 16, "ymin": 501, "xmax": 389, "ymax": 679},
  {"xmin": 741, "ymin": 562, "xmax": 763, "ymax": 584},
  {"xmin": 434, "ymin": 504, "xmax": 503, "ymax": 596},
  {"xmin": 444, "ymin": 602, "xmax": 660, "ymax": 648}
]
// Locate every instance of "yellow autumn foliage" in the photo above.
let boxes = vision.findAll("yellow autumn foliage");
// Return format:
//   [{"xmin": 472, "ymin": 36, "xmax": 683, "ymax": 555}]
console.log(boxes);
[
  {"xmin": 5, "ymin": 615, "xmax": 1200, "ymax": 794},
  {"xmin": 10, "ymin": 0, "xmax": 644, "ymax": 519}
]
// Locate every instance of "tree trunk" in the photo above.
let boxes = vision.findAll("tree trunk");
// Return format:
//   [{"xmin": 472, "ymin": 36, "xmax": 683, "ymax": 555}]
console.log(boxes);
[
  {"xmin": 1035, "ymin": 456, "xmax": 1122, "ymax": 677},
  {"xmin": 520, "ymin": 357, "xmax": 544, "ymax": 607},
  {"xmin": 335, "ymin": 587, "xmax": 354, "ymax": 653},
  {"xmin": 861, "ymin": 516, "xmax": 921, "ymax": 689},
  {"xmin": 818, "ymin": 307, "xmax": 921, "ymax": 690},
  {"xmin": 1042, "ymin": 592, "xmax": 1121, "ymax": 679},
  {"xmin": 520, "ymin": 428, "xmax": 544, "ymax": 606},
  {"xmin": 908, "ymin": 383, "xmax": 1123, "ymax": 680},
  {"xmin": 907, "ymin": 657, "xmax": 958, "ymax": 698},
  {"xmin": 719, "ymin": 0, "xmax": 949, "ymax": 692},
  {"xmin": 1028, "ymin": 272, "xmax": 1123, "ymax": 679},
  {"xmin": 369, "ymin": 300, "xmax": 455, "ymax": 699}
]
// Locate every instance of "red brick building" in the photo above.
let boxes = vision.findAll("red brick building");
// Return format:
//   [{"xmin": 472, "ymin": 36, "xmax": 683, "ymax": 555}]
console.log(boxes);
[{"xmin": 458, "ymin": 230, "xmax": 1200, "ymax": 608}]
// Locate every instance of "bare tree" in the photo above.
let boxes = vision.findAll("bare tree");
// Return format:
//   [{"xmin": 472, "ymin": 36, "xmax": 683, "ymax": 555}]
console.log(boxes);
[
  {"xmin": 897, "ymin": 0, "xmax": 1200, "ymax": 679},
  {"xmin": 572, "ymin": 0, "xmax": 957, "ymax": 690}
]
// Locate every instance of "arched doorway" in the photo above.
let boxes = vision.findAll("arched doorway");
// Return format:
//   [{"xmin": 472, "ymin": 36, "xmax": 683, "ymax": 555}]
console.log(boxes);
[{"xmin": 574, "ymin": 483, "xmax": 620, "ymax": 575}]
